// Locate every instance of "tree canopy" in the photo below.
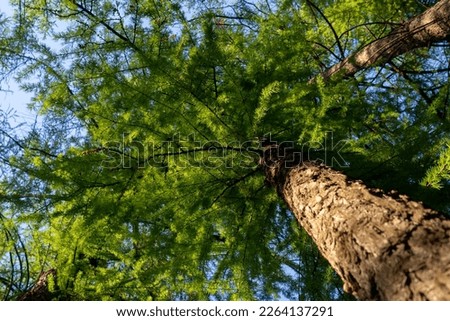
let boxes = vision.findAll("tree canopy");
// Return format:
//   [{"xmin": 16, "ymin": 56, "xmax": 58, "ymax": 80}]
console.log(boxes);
[{"xmin": 0, "ymin": 0, "xmax": 449, "ymax": 300}]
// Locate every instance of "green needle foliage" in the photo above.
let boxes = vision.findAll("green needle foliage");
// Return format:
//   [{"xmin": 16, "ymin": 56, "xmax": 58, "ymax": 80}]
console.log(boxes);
[{"xmin": 0, "ymin": 0, "xmax": 448, "ymax": 300}]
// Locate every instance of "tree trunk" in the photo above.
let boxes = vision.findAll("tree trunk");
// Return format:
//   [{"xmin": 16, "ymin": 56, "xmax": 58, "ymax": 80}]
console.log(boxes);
[
  {"xmin": 317, "ymin": 0, "xmax": 450, "ymax": 81},
  {"xmin": 262, "ymin": 148, "xmax": 450, "ymax": 300}
]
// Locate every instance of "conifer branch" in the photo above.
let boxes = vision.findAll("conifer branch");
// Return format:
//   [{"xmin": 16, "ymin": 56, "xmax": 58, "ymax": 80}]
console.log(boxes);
[
  {"xmin": 306, "ymin": 0, "xmax": 345, "ymax": 59},
  {"xmin": 211, "ymin": 168, "xmax": 260, "ymax": 205},
  {"xmin": 70, "ymin": 1, "xmax": 141, "ymax": 53},
  {"xmin": 312, "ymin": 0, "xmax": 450, "ymax": 82}
]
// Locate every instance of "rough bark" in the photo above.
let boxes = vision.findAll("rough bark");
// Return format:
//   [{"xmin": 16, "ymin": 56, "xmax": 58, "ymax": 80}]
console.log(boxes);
[
  {"xmin": 262, "ymin": 147, "xmax": 450, "ymax": 300},
  {"xmin": 317, "ymin": 0, "xmax": 450, "ymax": 81},
  {"xmin": 17, "ymin": 269, "xmax": 57, "ymax": 301}
]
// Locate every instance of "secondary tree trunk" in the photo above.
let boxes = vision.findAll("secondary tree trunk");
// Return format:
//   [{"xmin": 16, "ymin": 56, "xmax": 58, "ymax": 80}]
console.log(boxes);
[
  {"xmin": 17, "ymin": 269, "xmax": 57, "ymax": 301},
  {"xmin": 262, "ymin": 147, "xmax": 450, "ymax": 300},
  {"xmin": 317, "ymin": 0, "xmax": 450, "ymax": 81}
]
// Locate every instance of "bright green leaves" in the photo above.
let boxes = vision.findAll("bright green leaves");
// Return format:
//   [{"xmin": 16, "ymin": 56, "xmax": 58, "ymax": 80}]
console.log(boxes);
[
  {"xmin": 421, "ymin": 140, "xmax": 450, "ymax": 189},
  {"xmin": 301, "ymin": 0, "xmax": 422, "ymax": 67},
  {"xmin": 2, "ymin": 0, "xmax": 449, "ymax": 301},
  {"xmin": 253, "ymin": 81, "xmax": 283, "ymax": 133}
]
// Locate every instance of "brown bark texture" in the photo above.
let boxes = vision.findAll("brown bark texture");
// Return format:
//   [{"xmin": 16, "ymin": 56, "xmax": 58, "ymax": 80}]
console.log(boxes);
[
  {"xmin": 262, "ymin": 147, "xmax": 450, "ymax": 300},
  {"xmin": 17, "ymin": 269, "xmax": 56, "ymax": 301},
  {"xmin": 318, "ymin": 0, "xmax": 450, "ymax": 81}
]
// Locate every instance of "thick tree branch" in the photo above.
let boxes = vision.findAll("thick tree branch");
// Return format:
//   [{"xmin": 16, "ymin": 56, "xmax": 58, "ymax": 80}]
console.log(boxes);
[
  {"xmin": 316, "ymin": 0, "xmax": 450, "ymax": 81},
  {"xmin": 17, "ymin": 269, "xmax": 57, "ymax": 301}
]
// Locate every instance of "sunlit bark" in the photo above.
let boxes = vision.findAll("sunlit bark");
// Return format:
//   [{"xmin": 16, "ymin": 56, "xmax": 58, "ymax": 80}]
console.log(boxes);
[
  {"xmin": 263, "ymin": 148, "xmax": 450, "ymax": 300},
  {"xmin": 318, "ymin": 0, "xmax": 450, "ymax": 81}
]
